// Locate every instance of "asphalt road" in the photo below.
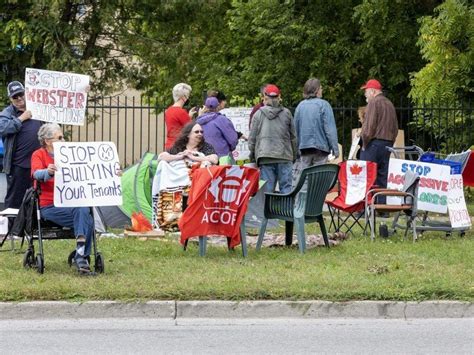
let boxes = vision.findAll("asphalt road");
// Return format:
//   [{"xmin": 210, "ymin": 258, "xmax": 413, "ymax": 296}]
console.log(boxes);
[{"xmin": 0, "ymin": 318, "xmax": 472, "ymax": 354}]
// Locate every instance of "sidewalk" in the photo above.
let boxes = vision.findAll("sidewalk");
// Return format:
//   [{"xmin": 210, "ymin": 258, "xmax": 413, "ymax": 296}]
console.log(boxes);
[{"xmin": 0, "ymin": 301, "xmax": 472, "ymax": 320}]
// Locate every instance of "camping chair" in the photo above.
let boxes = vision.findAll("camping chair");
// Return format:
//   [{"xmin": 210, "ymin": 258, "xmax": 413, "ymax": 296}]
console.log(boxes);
[
  {"xmin": 256, "ymin": 164, "xmax": 339, "ymax": 254},
  {"xmin": 10, "ymin": 186, "xmax": 104, "ymax": 274},
  {"xmin": 365, "ymin": 170, "xmax": 420, "ymax": 242},
  {"xmin": 326, "ymin": 161, "xmax": 377, "ymax": 235}
]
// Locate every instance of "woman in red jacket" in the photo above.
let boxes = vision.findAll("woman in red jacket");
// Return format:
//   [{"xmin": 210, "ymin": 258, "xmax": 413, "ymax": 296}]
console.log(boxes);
[{"xmin": 31, "ymin": 123, "xmax": 95, "ymax": 275}]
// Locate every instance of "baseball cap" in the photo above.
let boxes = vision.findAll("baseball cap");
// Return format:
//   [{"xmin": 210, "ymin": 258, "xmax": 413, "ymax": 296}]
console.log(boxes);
[
  {"xmin": 7, "ymin": 81, "xmax": 25, "ymax": 98},
  {"xmin": 360, "ymin": 79, "xmax": 382, "ymax": 90},
  {"xmin": 204, "ymin": 96, "xmax": 219, "ymax": 109},
  {"xmin": 264, "ymin": 84, "xmax": 280, "ymax": 97}
]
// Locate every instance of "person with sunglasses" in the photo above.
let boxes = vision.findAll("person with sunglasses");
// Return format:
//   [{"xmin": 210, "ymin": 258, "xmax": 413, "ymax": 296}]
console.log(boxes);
[
  {"xmin": 31, "ymin": 123, "xmax": 95, "ymax": 275},
  {"xmin": 158, "ymin": 122, "xmax": 218, "ymax": 166},
  {"xmin": 0, "ymin": 81, "xmax": 42, "ymax": 210}
]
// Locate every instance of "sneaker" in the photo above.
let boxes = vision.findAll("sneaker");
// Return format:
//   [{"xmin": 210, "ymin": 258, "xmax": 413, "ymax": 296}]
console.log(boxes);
[{"xmin": 74, "ymin": 255, "xmax": 95, "ymax": 276}]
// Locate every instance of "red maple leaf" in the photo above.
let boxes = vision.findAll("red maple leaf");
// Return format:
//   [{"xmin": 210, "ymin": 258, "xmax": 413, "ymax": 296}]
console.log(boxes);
[{"xmin": 350, "ymin": 164, "xmax": 363, "ymax": 175}]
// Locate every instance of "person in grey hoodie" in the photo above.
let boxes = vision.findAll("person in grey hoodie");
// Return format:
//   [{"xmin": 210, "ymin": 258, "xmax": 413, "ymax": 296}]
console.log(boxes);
[
  {"xmin": 196, "ymin": 97, "xmax": 238, "ymax": 162},
  {"xmin": 292, "ymin": 78, "xmax": 339, "ymax": 186},
  {"xmin": 248, "ymin": 84, "xmax": 297, "ymax": 193}
]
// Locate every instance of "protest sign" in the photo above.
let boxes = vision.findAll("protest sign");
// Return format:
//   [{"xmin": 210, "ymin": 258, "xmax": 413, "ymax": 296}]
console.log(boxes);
[
  {"xmin": 447, "ymin": 174, "xmax": 471, "ymax": 228},
  {"xmin": 25, "ymin": 68, "xmax": 89, "ymax": 125},
  {"xmin": 348, "ymin": 134, "xmax": 361, "ymax": 160},
  {"xmin": 53, "ymin": 142, "xmax": 122, "ymax": 207},
  {"xmin": 387, "ymin": 158, "xmax": 451, "ymax": 213},
  {"xmin": 221, "ymin": 107, "xmax": 252, "ymax": 163}
]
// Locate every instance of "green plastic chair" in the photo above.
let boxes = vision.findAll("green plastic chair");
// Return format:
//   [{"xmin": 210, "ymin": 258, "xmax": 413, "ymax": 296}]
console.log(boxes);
[{"xmin": 256, "ymin": 164, "xmax": 339, "ymax": 253}]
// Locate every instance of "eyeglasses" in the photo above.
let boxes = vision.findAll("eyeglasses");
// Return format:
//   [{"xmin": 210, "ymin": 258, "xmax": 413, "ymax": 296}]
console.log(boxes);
[
  {"xmin": 11, "ymin": 93, "xmax": 25, "ymax": 100},
  {"xmin": 49, "ymin": 135, "xmax": 64, "ymax": 141},
  {"xmin": 193, "ymin": 130, "xmax": 204, "ymax": 134}
]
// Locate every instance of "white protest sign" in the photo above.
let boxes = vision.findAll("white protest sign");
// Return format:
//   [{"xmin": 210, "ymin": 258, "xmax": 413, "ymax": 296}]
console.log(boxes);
[
  {"xmin": 348, "ymin": 135, "xmax": 361, "ymax": 160},
  {"xmin": 53, "ymin": 142, "xmax": 122, "ymax": 207},
  {"xmin": 25, "ymin": 68, "xmax": 89, "ymax": 125},
  {"xmin": 447, "ymin": 174, "xmax": 471, "ymax": 229},
  {"xmin": 221, "ymin": 107, "xmax": 252, "ymax": 162},
  {"xmin": 387, "ymin": 159, "xmax": 451, "ymax": 213}
]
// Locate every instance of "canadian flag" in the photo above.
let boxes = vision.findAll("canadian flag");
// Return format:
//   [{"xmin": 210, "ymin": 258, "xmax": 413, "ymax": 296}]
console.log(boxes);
[
  {"xmin": 178, "ymin": 165, "xmax": 259, "ymax": 247},
  {"xmin": 345, "ymin": 161, "xmax": 370, "ymax": 205}
]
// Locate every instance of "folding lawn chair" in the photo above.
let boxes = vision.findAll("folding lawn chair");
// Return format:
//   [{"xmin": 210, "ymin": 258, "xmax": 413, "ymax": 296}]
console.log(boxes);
[
  {"xmin": 365, "ymin": 170, "xmax": 420, "ymax": 242},
  {"xmin": 326, "ymin": 161, "xmax": 377, "ymax": 236}
]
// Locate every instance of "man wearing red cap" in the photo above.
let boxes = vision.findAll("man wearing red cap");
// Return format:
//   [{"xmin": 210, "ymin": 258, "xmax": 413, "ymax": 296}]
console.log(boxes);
[
  {"xmin": 248, "ymin": 84, "xmax": 297, "ymax": 193},
  {"xmin": 360, "ymin": 79, "xmax": 398, "ymax": 202}
]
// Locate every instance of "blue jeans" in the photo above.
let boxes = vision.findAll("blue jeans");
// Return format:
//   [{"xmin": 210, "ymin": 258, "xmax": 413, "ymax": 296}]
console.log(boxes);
[
  {"xmin": 40, "ymin": 206, "xmax": 94, "ymax": 257},
  {"xmin": 259, "ymin": 162, "xmax": 293, "ymax": 194}
]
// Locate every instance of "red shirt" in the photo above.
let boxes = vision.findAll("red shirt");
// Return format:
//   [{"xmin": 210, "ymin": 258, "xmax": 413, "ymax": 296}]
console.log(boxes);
[
  {"xmin": 165, "ymin": 106, "xmax": 190, "ymax": 149},
  {"xmin": 31, "ymin": 148, "xmax": 55, "ymax": 207}
]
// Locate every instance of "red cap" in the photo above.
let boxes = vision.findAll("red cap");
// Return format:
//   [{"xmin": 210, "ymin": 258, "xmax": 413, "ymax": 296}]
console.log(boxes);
[
  {"xmin": 360, "ymin": 79, "xmax": 382, "ymax": 90},
  {"xmin": 264, "ymin": 84, "xmax": 280, "ymax": 97}
]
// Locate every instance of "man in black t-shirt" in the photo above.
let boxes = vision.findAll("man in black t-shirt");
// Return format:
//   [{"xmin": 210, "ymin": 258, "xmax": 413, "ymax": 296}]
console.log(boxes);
[{"xmin": 0, "ymin": 81, "xmax": 41, "ymax": 209}]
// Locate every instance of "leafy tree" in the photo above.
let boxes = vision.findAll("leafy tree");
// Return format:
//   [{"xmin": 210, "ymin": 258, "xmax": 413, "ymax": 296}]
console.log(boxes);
[
  {"xmin": 0, "ymin": 0, "xmax": 141, "ymax": 103},
  {"xmin": 408, "ymin": 0, "xmax": 473, "ymax": 152},
  {"xmin": 410, "ymin": 0, "xmax": 473, "ymax": 104}
]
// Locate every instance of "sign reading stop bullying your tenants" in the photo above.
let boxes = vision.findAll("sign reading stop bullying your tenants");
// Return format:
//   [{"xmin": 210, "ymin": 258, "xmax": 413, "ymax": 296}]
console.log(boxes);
[
  {"xmin": 53, "ymin": 142, "xmax": 122, "ymax": 207},
  {"xmin": 25, "ymin": 68, "xmax": 89, "ymax": 125}
]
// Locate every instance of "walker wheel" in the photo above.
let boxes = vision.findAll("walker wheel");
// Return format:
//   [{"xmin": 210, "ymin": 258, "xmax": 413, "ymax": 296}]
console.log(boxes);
[
  {"xmin": 36, "ymin": 254, "xmax": 44, "ymax": 274},
  {"xmin": 67, "ymin": 250, "xmax": 76, "ymax": 266},
  {"xmin": 23, "ymin": 249, "xmax": 35, "ymax": 269},
  {"xmin": 95, "ymin": 252, "xmax": 104, "ymax": 274}
]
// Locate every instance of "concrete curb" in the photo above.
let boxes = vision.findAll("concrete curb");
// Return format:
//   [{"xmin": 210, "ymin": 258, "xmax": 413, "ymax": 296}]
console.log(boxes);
[{"xmin": 0, "ymin": 301, "xmax": 472, "ymax": 320}]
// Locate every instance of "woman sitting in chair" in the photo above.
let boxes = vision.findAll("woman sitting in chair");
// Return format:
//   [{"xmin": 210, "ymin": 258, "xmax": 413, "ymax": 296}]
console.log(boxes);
[
  {"xmin": 158, "ymin": 122, "xmax": 218, "ymax": 166},
  {"xmin": 31, "ymin": 123, "xmax": 94, "ymax": 275}
]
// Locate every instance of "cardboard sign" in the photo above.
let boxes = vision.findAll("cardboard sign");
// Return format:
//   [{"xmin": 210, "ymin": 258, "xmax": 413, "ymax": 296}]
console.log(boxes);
[
  {"xmin": 387, "ymin": 159, "xmax": 451, "ymax": 213},
  {"xmin": 25, "ymin": 68, "xmax": 89, "ymax": 125},
  {"xmin": 53, "ymin": 142, "xmax": 122, "ymax": 207},
  {"xmin": 348, "ymin": 135, "xmax": 360, "ymax": 160},
  {"xmin": 447, "ymin": 175, "xmax": 471, "ymax": 228},
  {"xmin": 220, "ymin": 107, "xmax": 252, "ymax": 162}
]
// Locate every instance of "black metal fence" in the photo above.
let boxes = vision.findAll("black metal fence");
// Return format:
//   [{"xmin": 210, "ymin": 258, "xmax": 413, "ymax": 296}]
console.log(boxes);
[{"xmin": 69, "ymin": 96, "xmax": 473, "ymax": 167}]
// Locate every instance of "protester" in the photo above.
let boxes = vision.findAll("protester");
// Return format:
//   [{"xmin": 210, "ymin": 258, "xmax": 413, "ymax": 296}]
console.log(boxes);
[
  {"xmin": 249, "ymin": 84, "xmax": 267, "ymax": 129},
  {"xmin": 360, "ymin": 79, "xmax": 398, "ymax": 203},
  {"xmin": 207, "ymin": 89, "xmax": 227, "ymax": 111},
  {"xmin": 207, "ymin": 90, "xmax": 247, "ymax": 141},
  {"xmin": 158, "ymin": 122, "xmax": 218, "ymax": 166},
  {"xmin": 355, "ymin": 106, "xmax": 366, "ymax": 159},
  {"xmin": 248, "ymin": 84, "xmax": 297, "ymax": 193},
  {"xmin": 31, "ymin": 123, "xmax": 95, "ymax": 275},
  {"xmin": 164, "ymin": 83, "xmax": 197, "ymax": 149},
  {"xmin": 0, "ymin": 81, "xmax": 41, "ymax": 209},
  {"xmin": 293, "ymin": 78, "xmax": 339, "ymax": 185},
  {"xmin": 196, "ymin": 97, "xmax": 239, "ymax": 162}
]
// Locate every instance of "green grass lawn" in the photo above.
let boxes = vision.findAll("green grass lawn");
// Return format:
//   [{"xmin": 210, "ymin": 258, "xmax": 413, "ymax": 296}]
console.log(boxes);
[{"xmin": 1, "ymin": 222, "xmax": 472, "ymax": 302}]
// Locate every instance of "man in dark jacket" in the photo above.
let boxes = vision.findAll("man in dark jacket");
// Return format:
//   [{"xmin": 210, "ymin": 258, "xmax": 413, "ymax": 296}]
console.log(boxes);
[
  {"xmin": 248, "ymin": 84, "xmax": 297, "ymax": 193},
  {"xmin": 0, "ymin": 81, "xmax": 41, "ymax": 209},
  {"xmin": 360, "ymin": 79, "xmax": 398, "ymax": 203}
]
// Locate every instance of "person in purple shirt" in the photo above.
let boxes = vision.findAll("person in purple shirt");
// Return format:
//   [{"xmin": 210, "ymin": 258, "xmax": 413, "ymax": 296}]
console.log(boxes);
[
  {"xmin": 196, "ymin": 97, "xmax": 238, "ymax": 163},
  {"xmin": 0, "ymin": 81, "xmax": 42, "ymax": 209}
]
